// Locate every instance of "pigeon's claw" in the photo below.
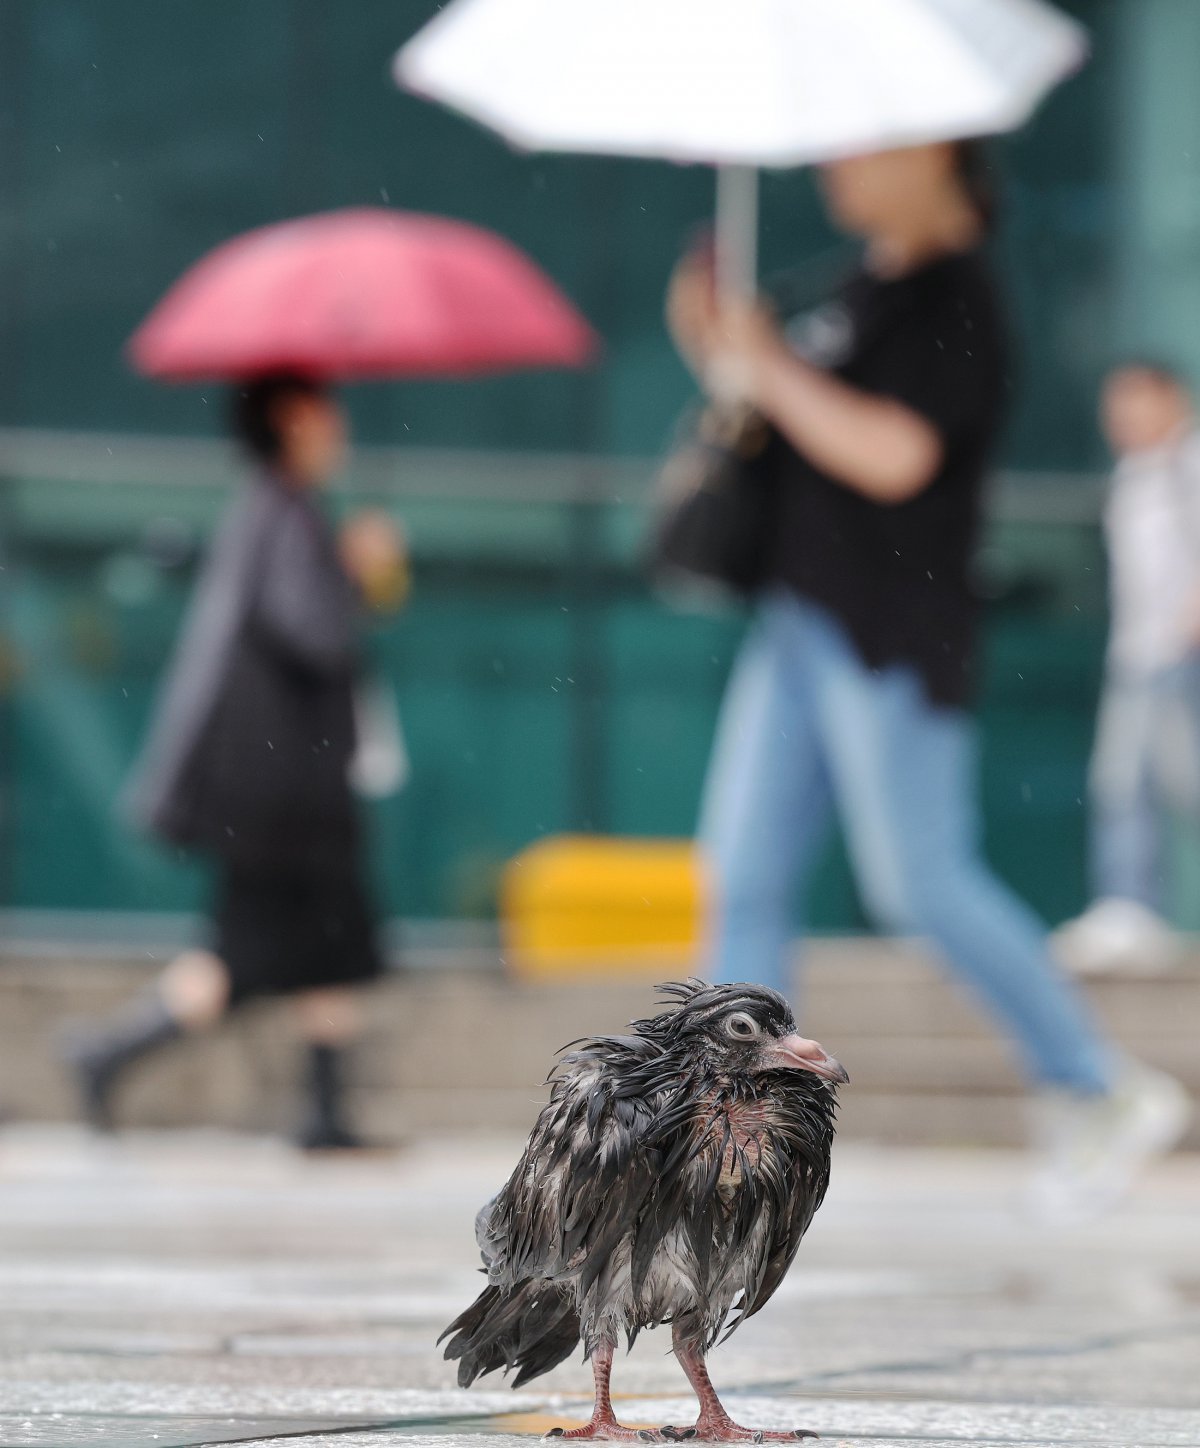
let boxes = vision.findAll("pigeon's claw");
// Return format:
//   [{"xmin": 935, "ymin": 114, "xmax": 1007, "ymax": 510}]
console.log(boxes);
[
  {"xmin": 676, "ymin": 1421, "xmax": 818, "ymax": 1442},
  {"xmin": 542, "ymin": 1426, "xmax": 665, "ymax": 1442}
]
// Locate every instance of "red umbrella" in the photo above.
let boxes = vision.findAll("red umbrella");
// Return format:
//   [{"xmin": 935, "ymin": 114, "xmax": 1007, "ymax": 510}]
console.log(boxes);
[{"xmin": 129, "ymin": 208, "xmax": 597, "ymax": 381}]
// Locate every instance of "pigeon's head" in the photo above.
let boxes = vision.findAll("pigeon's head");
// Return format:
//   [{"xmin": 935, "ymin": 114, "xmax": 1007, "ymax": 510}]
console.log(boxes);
[{"xmin": 645, "ymin": 981, "xmax": 848, "ymax": 1087}]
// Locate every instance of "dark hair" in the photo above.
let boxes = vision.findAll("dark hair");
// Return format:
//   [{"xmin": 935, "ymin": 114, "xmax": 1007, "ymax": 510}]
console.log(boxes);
[
  {"xmin": 230, "ymin": 371, "xmax": 327, "ymax": 462},
  {"xmin": 953, "ymin": 140, "xmax": 998, "ymax": 234}
]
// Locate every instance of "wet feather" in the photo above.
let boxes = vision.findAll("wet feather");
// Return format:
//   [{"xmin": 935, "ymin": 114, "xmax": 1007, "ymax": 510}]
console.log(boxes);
[{"xmin": 441, "ymin": 980, "xmax": 841, "ymax": 1386}]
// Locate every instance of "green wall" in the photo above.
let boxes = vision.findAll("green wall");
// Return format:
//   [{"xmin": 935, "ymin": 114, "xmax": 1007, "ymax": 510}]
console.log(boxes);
[
  {"xmin": 0, "ymin": 0, "xmax": 1127, "ymax": 465},
  {"xmin": 0, "ymin": 458, "xmax": 1108, "ymax": 929},
  {"xmin": 1, "ymin": 0, "xmax": 1194, "ymax": 929}
]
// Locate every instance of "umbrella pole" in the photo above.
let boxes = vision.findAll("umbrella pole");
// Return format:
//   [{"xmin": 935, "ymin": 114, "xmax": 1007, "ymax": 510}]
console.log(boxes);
[{"xmin": 715, "ymin": 163, "xmax": 759, "ymax": 302}]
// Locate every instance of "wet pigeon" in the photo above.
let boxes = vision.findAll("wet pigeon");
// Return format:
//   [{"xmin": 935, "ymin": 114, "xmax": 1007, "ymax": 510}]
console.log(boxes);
[{"xmin": 441, "ymin": 981, "xmax": 847, "ymax": 1442}]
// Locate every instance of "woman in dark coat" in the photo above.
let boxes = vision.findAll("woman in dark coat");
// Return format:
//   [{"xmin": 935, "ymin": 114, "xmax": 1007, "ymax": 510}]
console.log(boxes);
[{"xmin": 66, "ymin": 372, "xmax": 405, "ymax": 1149}]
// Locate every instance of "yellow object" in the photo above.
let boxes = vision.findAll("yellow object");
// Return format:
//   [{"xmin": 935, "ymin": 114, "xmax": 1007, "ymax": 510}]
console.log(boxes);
[
  {"xmin": 356, "ymin": 553, "xmax": 411, "ymax": 613},
  {"xmin": 500, "ymin": 834, "xmax": 705, "ymax": 980}
]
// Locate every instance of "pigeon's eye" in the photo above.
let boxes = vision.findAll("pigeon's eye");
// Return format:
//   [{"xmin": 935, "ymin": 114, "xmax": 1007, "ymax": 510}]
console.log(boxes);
[{"xmin": 724, "ymin": 1013, "xmax": 760, "ymax": 1041}]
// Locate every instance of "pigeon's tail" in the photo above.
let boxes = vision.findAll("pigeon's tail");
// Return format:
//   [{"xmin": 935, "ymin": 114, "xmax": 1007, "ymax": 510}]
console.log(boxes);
[{"xmin": 440, "ymin": 1280, "xmax": 581, "ymax": 1389}]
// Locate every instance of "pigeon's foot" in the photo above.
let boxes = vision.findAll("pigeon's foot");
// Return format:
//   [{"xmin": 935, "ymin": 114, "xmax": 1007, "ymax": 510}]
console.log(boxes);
[
  {"xmin": 544, "ymin": 1422, "xmax": 663, "ymax": 1442},
  {"xmin": 543, "ymin": 1343, "xmax": 665, "ymax": 1440},
  {"xmin": 661, "ymin": 1419, "xmax": 818, "ymax": 1443}
]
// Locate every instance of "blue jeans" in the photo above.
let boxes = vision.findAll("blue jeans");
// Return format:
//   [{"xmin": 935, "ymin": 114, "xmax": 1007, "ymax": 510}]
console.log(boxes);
[
  {"xmin": 700, "ymin": 591, "xmax": 1112, "ymax": 1093},
  {"xmin": 1090, "ymin": 656, "xmax": 1200, "ymax": 911}
]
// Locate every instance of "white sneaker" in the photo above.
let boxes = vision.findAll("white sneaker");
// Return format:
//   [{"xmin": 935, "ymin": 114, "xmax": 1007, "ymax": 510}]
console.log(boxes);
[
  {"xmin": 1053, "ymin": 898, "xmax": 1181, "ymax": 977},
  {"xmin": 1027, "ymin": 1063, "xmax": 1193, "ymax": 1224}
]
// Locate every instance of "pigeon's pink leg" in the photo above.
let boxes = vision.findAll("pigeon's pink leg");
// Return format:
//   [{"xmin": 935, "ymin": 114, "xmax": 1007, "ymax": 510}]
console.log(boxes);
[
  {"xmin": 664, "ymin": 1329, "xmax": 818, "ymax": 1443},
  {"xmin": 544, "ymin": 1342, "xmax": 662, "ymax": 1443}
]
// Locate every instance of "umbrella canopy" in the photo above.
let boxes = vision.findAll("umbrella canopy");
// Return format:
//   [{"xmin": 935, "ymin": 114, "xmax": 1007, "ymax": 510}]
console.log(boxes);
[
  {"xmin": 129, "ymin": 208, "xmax": 597, "ymax": 382},
  {"xmin": 394, "ymin": 0, "xmax": 1087, "ymax": 167},
  {"xmin": 396, "ymin": 0, "xmax": 1086, "ymax": 294}
]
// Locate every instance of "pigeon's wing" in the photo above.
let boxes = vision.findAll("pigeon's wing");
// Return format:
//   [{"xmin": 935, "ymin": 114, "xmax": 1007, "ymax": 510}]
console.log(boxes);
[
  {"xmin": 743, "ymin": 1126, "xmax": 833, "ymax": 1321},
  {"xmin": 482, "ymin": 1042, "xmax": 666, "ymax": 1291}
]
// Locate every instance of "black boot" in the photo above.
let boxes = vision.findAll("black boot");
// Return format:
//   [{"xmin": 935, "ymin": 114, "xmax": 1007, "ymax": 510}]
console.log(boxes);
[
  {"xmin": 294, "ymin": 1043, "xmax": 367, "ymax": 1152},
  {"xmin": 60, "ymin": 996, "xmax": 182, "ymax": 1131}
]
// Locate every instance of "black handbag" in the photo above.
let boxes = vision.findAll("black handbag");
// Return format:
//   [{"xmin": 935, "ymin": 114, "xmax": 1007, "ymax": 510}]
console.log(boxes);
[{"xmin": 650, "ymin": 404, "xmax": 778, "ymax": 599}]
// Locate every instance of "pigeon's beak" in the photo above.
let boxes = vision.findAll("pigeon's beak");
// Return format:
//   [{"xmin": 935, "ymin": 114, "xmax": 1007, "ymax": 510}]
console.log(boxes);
[{"xmin": 766, "ymin": 1034, "xmax": 849, "ymax": 1084}]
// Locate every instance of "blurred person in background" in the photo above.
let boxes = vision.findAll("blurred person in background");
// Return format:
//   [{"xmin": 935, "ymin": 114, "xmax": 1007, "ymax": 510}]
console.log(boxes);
[
  {"xmin": 62, "ymin": 373, "xmax": 408, "ymax": 1151},
  {"xmin": 1057, "ymin": 362, "xmax": 1200, "ymax": 974},
  {"xmin": 668, "ymin": 142, "xmax": 1190, "ymax": 1218}
]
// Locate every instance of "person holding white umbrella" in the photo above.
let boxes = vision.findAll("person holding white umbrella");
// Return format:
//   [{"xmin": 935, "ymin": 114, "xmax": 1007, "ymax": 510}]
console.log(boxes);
[
  {"xmin": 395, "ymin": 0, "xmax": 1191, "ymax": 1214},
  {"xmin": 667, "ymin": 137, "xmax": 1190, "ymax": 1219}
]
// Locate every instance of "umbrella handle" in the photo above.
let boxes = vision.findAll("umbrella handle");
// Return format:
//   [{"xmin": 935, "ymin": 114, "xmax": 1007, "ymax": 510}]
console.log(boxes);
[{"xmin": 715, "ymin": 164, "xmax": 759, "ymax": 304}]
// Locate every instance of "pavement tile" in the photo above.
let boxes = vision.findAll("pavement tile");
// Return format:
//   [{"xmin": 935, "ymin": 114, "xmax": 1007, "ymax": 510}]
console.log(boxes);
[{"xmin": 0, "ymin": 1129, "xmax": 1196, "ymax": 1448}]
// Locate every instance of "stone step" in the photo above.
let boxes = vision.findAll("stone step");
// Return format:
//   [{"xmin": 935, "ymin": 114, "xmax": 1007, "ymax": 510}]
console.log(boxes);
[{"xmin": 3, "ymin": 941, "xmax": 1198, "ymax": 1149}]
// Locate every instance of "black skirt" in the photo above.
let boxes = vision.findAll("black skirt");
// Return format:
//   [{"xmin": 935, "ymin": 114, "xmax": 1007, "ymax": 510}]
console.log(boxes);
[{"xmin": 212, "ymin": 860, "xmax": 384, "ymax": 1007}]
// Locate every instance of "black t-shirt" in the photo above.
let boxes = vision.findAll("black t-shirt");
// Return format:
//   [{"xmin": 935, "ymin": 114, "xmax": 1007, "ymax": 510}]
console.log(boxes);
[{"xmin": 764, "ymin": 249, "xmax": 1007, "ymax": 707}]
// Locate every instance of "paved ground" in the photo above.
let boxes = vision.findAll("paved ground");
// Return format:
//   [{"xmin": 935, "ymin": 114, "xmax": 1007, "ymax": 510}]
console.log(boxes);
[{"xmin": 0, "ymin": 1127, "xmax": 1197, "ymax": 1448}]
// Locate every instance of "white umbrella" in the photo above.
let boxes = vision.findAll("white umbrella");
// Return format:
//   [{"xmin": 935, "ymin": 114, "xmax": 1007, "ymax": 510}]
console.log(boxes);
[{"xmin": 395, "ymin": 0, "xmax": 1087, "ymax": 295}]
